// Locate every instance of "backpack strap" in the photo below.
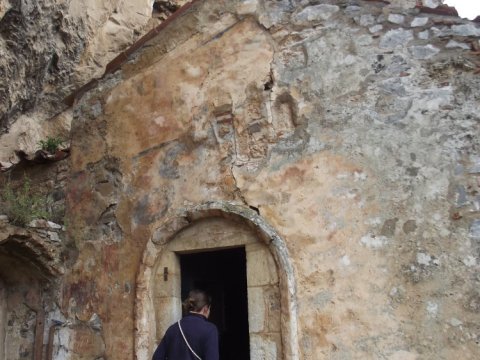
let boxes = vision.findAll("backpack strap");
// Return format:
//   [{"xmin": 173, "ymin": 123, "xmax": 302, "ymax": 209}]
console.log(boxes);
[{"xmin": 178, "ymin": 320, "xmax": 202, "ymax": 360}]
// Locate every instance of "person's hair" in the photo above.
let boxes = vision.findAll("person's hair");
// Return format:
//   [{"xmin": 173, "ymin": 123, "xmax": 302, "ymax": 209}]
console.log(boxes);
[{"xmin": 183, "ymin": 289, "xmax": 212, "ymax": 312}]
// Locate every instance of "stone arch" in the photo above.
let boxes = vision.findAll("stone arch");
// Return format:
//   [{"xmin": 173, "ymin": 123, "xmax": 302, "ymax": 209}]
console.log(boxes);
[{"xmin": 135, "ymin": 201, "xmax": 299, "ymax": 360}]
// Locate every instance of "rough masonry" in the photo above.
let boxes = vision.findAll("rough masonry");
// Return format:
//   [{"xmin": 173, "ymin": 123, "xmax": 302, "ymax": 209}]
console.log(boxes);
[{"xmin": 1, "ymin": 0, "xmax": 480, "ymax": 359}]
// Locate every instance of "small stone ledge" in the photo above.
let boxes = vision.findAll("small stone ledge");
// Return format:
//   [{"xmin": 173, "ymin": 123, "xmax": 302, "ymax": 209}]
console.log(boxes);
[{"xmin": 0, "ymin": 148, "xmax": 70, "ymax": 172}]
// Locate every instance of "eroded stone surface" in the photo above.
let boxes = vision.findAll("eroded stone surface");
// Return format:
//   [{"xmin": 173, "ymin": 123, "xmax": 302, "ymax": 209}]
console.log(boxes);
[
  {"xmin": 0, "ymin": 0, "xmax": 187, "ymax": 167},
  {"xmin": 66, "ymin": 0, "xmax": 480, "ymax": 358},
  {"xmin": 2, "ymin": 0, "xmax": 480, "ymax": 359}
]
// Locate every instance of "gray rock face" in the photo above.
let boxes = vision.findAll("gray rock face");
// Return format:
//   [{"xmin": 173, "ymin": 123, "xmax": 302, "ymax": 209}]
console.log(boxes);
[
  {"xmin": 293, "ymin": 4, "xmax": 340, "ymax": 25},
  {"xmin": 411, "ymin": 17, "xmax": 429, "ymax": 27},
  {"xmin": 451, "ymin": 24, "xmax": 480, "ymax": 37},
  {"xmin": 380, "ymin": 29, "xmax": 414, "ymax": 49},
  {"xmin": 388, "ymin": 14, "xmax": 405, "ymax": 25},
  {"xmin": 409, "ymin": 44, "xmax": 440, "ymax": 59},
  {"xmin": 0, "ymin": 0, "xmax": 183, "ymax": 133},
  {"xmin": 470, "ymin": 220, "xmax": 480, "ymax": 240},
  {"xmin": 0, "ymin": 1, "xmax": 84, "ymax": 130},
  {"xmin": 423, "ymin": 0, "xmax": 441, "ymax": 8},
  {"xmin": 418, "ymin": 30, "xmax": 430, "ymax": 39},
  {"xmin": 446, "ymin": 40, "xmax": 470, "ymax": 50}
]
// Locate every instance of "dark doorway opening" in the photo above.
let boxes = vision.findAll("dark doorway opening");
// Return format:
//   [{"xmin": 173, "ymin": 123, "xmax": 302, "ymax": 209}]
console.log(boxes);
[{"xmin": 180, "ymin": 247, "xmax": 250, "ymax": 360}]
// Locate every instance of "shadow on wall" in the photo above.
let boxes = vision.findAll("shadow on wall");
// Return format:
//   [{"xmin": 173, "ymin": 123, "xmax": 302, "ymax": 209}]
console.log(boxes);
[
  {"xmin": 0, "ymin": 278, "xmax": 5, "ymax": 359},
  {"xmin": 0, "ymin": 236, "xmax": 61, "ymax": 360}
]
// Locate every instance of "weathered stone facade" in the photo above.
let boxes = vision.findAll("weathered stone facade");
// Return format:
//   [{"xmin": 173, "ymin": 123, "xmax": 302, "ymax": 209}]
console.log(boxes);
[{"xmin": 1, "ymin": 0, "xmax": 480, "ymax": 359}]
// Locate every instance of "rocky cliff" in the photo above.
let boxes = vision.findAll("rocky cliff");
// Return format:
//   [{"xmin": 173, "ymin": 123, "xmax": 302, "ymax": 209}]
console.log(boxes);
[{"xmin": 0, "ymin": 0, "xmax": 186, "ymax": 167}]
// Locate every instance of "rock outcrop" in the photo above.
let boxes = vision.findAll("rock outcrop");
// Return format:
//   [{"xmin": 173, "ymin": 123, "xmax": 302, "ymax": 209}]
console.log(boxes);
[{"xmin": 0, "ymin": 0, "xmax": 186, "ymax": 167}]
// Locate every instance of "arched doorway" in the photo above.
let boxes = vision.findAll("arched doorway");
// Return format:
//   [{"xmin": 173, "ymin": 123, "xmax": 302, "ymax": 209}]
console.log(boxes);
[
  {"xmin": 135, "ymin": 201, "xmax": 299, "ymax": 360},
  {"xmin": 179, "ymin": 247, "xmax": 250, "ymax": 360}
]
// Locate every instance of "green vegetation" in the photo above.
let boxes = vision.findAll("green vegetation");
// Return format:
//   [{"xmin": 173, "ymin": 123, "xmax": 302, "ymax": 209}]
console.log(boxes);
[
  {"xmin": 38, "ymin": 136, "xmax": 64, "ymax": 154},
  {"xmin": 1, "ymin": 176, "xmax": 50, "ymax": 226}
]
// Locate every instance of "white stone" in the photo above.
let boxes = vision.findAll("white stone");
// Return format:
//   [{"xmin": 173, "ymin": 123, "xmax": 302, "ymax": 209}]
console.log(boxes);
[
  {"xmin": 357, "ymin": 35, "xmax": 374, "ymax": 46},
  {"xmin": 388, "ymin": 14, "xmax": 405, "ymax": 25},
  {"xmin": 48, "ymin": 231, "xmax": 61, "ymax": 242},
  {"xmin": 354, "ymin": 171, "xmax": 368, "ymax": 182},
  {"xmin": 247, "ymin": 287, "xmax": 266, "ymax": 333},
  {"xmin": 423, "ymin": 0, "xmax": 441, "ymax": 8},
  {"xmin": 417, "ymin": 252, "xmax": 432, "ymax": 266},
  {"xmin": 380, "ymin": 29, "xmax": 414, "ymax": 49},
  {"xmin": 409, "ymin": 44, "xmax": 440, "ymax": 59},
  {"xmin": 360, "ymin": 234, "xmax": 388, "ymax": 248},
  {"xmin": 470, "ymin": 220, "xmax": 480, "ymax": 239},
  {"xmin": 340, "ymin": 255, "xmax": 351, "ymax": 266},
  {"xmin": 369, "ymin": 24, "xmax": 383, "ymax": 33},
  {"xmin": 451, "ymin": 24, "xmax": 480, "ymax": 37},
  {"xmin": 250, "ymin": 334, "xmax": 278, "ymax": 360},
  {"xmin": 418, "ymin": 30, "xmax": 429, "ymax": 39},
  {"xmin": 431, "ymin": 26, "xmax": 450, "ymax": 37},
  {"xmin": 446, "ymin": 40, "xmax": 470, "ymax": 50},
  {"xmin": 47, "ymin": 221, "xmax": 62, "ymax": 229},
  {"xmin": 449, "ymin": 317, "xmax": 463, "ymax": 327},
  {"xmin": 246, "ymin": 244, "xmax": 279, "ymax": 286},
  {"xmin": 411, "ymin": 17, "xmax": 429, "ymax": 27},
  {"xmin": 294, "ymin": 4, "xmax": 340, "ymax": 24},
  {"xmin": 426, "ymin": 301, "xmax": 438, "ymax": 317},
  {"xmin": 463, "ymin": 256, "xmax": 477, "ymax": 267},
  {"xmin": 358, "ymin": 14, "xmax": 375, "ymax": 27}
]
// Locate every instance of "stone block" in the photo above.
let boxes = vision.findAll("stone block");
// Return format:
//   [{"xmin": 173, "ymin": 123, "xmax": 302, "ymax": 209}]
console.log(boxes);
[
  {"xmin": 154, "ymin": 271, "xmax": 181, "ymax": 299},
  {"xmin": 469, "ymin": 220, "xmax": 480, "ymax": 240},
  {"xmin": 445, "ymin": 40, "xmax": 472, "ymax": 50},
  {"xmin": 380, "ymin": 29, "xmax": 413, "ymax": 49},
  {"xmin": 418, "ymin": 30, "xmax": 429, "ymax": 39},
  {"xmin": 246, "ymin": 243, "xmax": 279, "ymax": 286},
  {"xmin": 154, "ymin": 296, "xmax": 182, "ymax": 340},
  {"xmin": 388, "ymin": 14, "xmax": 405, "ymax": 25},
  {"xmin": 423, "ymin": 0, "xmax": 441, "ymax": 8},
  {"xmin": 369, "ymin": 24, "xmax": 383, "ymax": 33},
  {"xmin": 293, "ymin": 4, "xmax": 340, "ymax": 25},
  {"xmin": 411, "ymin": 17, "xmax": 429, "ymax": 27},
  {"xmin": 168, "ymin": 218, "xmax": 256, "ymax": 252},
  {"xmin": 358, "ymin": 14, "xmax": 375, "ymax": 27},
  {"xmin": 69, "ymin": 324, "xmax": 105, "ymax": 359},
  {"xmin": 452, "ymin": 24, "xmax": 480, "ymax": 37},
  {"xmin": 153, "ymin": 252, "xmax": 181, "ymax": 298},
  {"xmin": 250, "ymin": 333, "xmax": 281, "ymax": 360},
  {"xmin": 248, "ymin": 287, "xmax": 266, "ymax": 333},
  {"xmin": 264, "ymin": 285, "xmax": 281, "ymax": 332},
  {"xmin": 409, "ymin": 44, "xmax": 440, "ymax": 60}
]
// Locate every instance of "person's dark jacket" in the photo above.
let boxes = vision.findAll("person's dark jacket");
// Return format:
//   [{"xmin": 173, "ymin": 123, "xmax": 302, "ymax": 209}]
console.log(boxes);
[{"xmin": 152, "ymin": 313, "xmax": 219, "ymax": 360}]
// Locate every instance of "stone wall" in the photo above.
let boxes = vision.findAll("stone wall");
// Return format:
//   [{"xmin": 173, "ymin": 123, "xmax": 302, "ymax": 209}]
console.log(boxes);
[
  {"xmin": 65, "ymin": 0, "xmax": 480, "ymax": 359},
  {"xmin": 0, "ymin": 0, "xmax": 478, "ymax": 359}
]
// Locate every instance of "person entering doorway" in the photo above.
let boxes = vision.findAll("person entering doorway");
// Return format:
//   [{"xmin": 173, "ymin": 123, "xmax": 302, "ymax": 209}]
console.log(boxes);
[
  {"xmin": 152, "ymin": 289, "xmax": 219, "ymax": 360},
  {"xmin": 180, "ymin": 248, "xmax": 250, "ymax": 360}
]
